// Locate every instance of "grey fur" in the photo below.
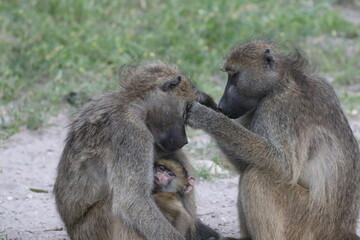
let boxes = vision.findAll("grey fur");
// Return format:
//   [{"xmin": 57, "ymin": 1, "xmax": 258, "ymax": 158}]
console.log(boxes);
[
  {"xmin": 54, "ymin": 61, "xmax": 197, "ymax": 240},
  {"xmin": 188, "ymin": 40, "xmax": 360, "ymax": 240}
]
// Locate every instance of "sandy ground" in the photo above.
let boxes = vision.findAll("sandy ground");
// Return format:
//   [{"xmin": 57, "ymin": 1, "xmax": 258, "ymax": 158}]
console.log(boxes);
[
  {"xmin": 0, "ymin": 109, "xmax": 360, "ymax": 240},
  {"xmin": 0, "ymin": 113, "xmax": 242, "ymax": 240}
]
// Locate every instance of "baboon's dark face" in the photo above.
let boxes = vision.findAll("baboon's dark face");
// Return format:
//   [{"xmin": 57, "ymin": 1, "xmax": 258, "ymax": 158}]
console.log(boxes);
[
  {"xmin": 155, "ymin": 120, "xmax": 188, "ymax": 152},
  {"xmin": 218, "ymin": 73, "xmax": 258, "ymax": 119},
  {"xmin": 146, "ymin": 101, "xmax": 188, "ymax": 152},
  {"xmin": 145, "ymin": 75, "xmax": 191, "ymax": 152},
  {"xmin": 218, "ymin": 46, "xmax": 278, "ymax": 119}
]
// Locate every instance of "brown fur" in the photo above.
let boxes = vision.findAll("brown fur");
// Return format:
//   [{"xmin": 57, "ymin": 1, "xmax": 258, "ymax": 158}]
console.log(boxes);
[
  {"xmin": 153, "ymin": 159, "xmax": 195, "ymax": 237},
  {"xmin": 54, "ymin": 61, "xmax": 196, "ymax": 240},
  {"xmin": 154, "ymin": 193, "xmax": 194, "ymax": 237},
  {"xmin": 153, "ymin": 153, "xmax": 220, "ymax": 240},
  {"xmin": 188, "ymin": 40, "xmax": 360, "ymax": 240},
  {"xmin": 155, "ymin": 158, "xmax": 190, "ymax": 188}
]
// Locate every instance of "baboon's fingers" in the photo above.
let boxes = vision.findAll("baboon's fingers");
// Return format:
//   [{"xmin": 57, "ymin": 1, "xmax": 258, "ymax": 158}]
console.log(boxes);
[{"xmin": 195, "ymin": 90, "xmax": 219, "ymax": 111}]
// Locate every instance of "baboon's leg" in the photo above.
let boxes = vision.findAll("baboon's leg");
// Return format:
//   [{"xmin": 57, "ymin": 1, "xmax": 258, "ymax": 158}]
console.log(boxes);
[
  {"xmin": 70, "ymin": 201, "xmax": 113, "ymax": 240},
  {"xmin": 240, "ymin": 169, "xmax": 286, "ymax": 240},
  {"xmin": 240, "ymin": 168, "xmax": 311, "ymax": 240},
  {"xmin": 113, "ymin": 217, "xmax": 145, "ymax": 240},
  {"xmin": 237, "ymin": 177, "xmax": 250, "ymax": 239}
]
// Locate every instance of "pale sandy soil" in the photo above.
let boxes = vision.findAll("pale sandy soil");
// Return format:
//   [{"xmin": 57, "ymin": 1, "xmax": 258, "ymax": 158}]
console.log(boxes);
[
  {"xmin": 0, "ymin": 113, "xmax": 242, "ymax": 240},
  {"xmin": 0, "ymin": 108, "xmax": 359, "ymax": 239}
]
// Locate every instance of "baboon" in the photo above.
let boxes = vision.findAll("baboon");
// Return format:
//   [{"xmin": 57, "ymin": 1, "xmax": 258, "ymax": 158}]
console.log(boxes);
[
  {"xmin": 154, "ymin": 150, "xmax": 221, "ymax": 240},
  {"xmin": 187, "ymin": 40, "xmax": 360, "ymax": 240},
  {"xmin": 153, "ymin": 158, "xmax": 196, "ymax": 237},
  {"xmin": 53, "ymin": 61, "xmax": 219, "ymax": 240}
]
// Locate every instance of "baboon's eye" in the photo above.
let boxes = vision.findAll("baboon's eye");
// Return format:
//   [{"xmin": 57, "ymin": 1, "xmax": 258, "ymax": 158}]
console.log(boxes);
[
  {"xmin": 228, "ymin": 73, "xmax": 240, "ymax": 84},
  {"xmin": 167, "ymin": 171, "xmax": 175, "ymax": 177},
  {"xmin": 228, "ymin": 71, "xmax": 240, "ymax": 77},
  {"xmin": 159, "ymin": 165, "xmax": 166, "ymax": 171}
]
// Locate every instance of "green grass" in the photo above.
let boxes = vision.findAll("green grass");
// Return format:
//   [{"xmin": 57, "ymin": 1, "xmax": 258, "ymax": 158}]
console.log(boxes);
[
  {"xmin": 0, "ymin": 231, "xmax": 7, "ymax": 240},
  {"xmin": 341, "ymin": 92, "xmax": 360, "ymax": 113},
  {"xmin": 1, "ymin": 0, "xmax": 359, "ymax": 138}
]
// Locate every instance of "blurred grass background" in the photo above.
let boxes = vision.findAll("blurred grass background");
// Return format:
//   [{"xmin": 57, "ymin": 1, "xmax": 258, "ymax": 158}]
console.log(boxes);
[{"xmin": 0, "ymin": 0, "xmax": 359, "ymax": 139}]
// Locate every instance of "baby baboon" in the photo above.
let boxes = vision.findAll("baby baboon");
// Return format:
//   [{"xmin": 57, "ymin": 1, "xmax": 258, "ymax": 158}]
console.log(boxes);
[
  {"xmin": 154, "ymin": 150, "xmax": 221, "ymax": 240},
  {"xmin": 187, "ymin": 40, "xmax": 360, "ymax": 240},
  {"xmin": 153, "ymin": 158, "xmax": 196, "ymax": 237},
  {"xmin": 54, "ymin": 61, "xmax": 200, "ymax": 240}
]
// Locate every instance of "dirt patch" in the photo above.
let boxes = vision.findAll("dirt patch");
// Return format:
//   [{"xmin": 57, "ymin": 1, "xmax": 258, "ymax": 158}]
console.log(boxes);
[
  {"xmin": 0, "ymin": 114, "xmax": 68, "ymax": 240},
  {"xmin": 0, "ymin": 113, "xmax": 241, "ymax": 239},
  {"xmin": 341, "ymin": 6, "xmax": 360, "ymax": 24},
  {"xmin": 0, "ymin": 110, "xmax": 359, "ymax": 239}
]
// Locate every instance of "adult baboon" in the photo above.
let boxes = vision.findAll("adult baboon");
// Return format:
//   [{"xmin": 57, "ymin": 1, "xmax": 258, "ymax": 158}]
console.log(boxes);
[
  {"xmin": 187, "ymin": 40, "xmax": 360, "ymax": 240},
  {"xmin": 54, "ymin": 61, "xmax": 218, "ymax": 240}
]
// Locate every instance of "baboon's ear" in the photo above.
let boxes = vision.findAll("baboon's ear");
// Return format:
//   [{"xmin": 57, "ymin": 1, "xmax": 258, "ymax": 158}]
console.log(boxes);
[
  {"xmin": 184, "ymin": 176, "xmax": 195, "ymax": 194},
  {"xmin": 161, "ymin": 76, "xmax": 182, "ymax": 91},
  {"xmin": 264, "ymin": 48, "xmax": 275, "ymax": 70},
  {"xmin": 196, "ymin": 90, "xmax": 218, "ymax": 111}
]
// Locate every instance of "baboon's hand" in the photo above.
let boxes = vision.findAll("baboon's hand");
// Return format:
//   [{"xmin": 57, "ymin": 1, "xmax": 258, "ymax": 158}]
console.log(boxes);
[{"xmin": 186, "ymin": 102, "xmax": 222, "ymax": 130}]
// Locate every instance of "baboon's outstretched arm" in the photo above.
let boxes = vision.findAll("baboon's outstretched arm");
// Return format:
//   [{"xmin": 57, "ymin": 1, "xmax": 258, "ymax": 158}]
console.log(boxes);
[{"xmin": 188, "ymin": 103, "xmax": 293, "ymax": 181}]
